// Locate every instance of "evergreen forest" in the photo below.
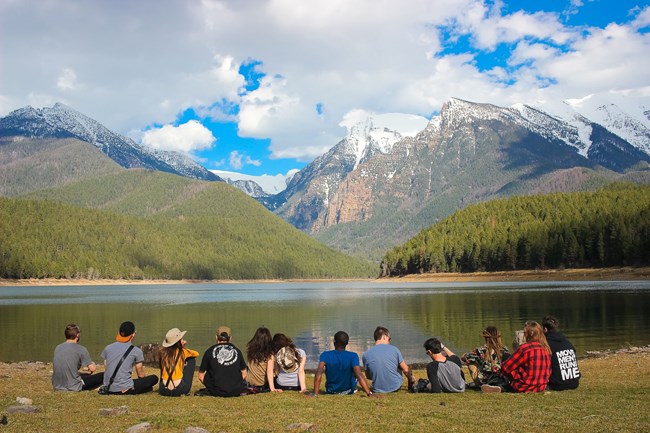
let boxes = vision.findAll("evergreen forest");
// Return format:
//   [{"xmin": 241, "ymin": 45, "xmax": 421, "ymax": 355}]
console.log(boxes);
[
  {"xmin": 0, "ymin": 170, "xmax": 376, "ymax": 280},
  {"xmin": 380, "ymin": 184, "xmax": 650, "ymax": 276}
]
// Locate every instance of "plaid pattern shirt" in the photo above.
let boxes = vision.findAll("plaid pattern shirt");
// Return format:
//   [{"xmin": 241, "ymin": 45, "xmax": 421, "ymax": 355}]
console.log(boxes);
[{"xmin": 501, "ymin": 341, "xmax": 551, "ymax": 393}]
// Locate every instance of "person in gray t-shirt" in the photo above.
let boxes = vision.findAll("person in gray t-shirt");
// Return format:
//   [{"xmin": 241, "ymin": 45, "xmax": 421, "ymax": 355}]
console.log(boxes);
[
  {"xmin": 423, "ymin": 338, "xmax": 466, "ymax": 393},
  {"xmin": 52, "ymin": 324, "xmax": 104, "ymax": 391},
  {"xmin": 101, "ymin": 321, "xmax": 158, "ymax": 394}
]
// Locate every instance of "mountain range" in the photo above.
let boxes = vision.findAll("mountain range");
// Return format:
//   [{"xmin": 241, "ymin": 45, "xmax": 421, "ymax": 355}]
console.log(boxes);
[
  {"xmin": 0, "ymin": 103, "xmax": 220, "ymax": 182},
  {"xmin": 271, "ymin": 96, "xmax": 650, "ymax": 259},
  {"xmin": 1, "ymin": 96, "xmax": 649, "ymax": 263}
]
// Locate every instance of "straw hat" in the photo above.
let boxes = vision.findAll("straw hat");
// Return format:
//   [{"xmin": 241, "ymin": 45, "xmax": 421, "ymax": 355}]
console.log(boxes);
[{"xmin": 162, "ymin": 328, "xmax": 187, "ymax": 347}]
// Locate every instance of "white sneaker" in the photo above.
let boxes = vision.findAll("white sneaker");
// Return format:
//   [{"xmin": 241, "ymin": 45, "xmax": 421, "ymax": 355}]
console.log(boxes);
[{"xmin": 481, "ymin": 384, "xmax": 502, "ymax": 393}]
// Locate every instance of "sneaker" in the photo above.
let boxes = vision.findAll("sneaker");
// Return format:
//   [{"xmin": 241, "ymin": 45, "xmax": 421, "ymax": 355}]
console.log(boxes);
[{"xmin": 481, "ymin": 384, "xmax": 502, "ymax": 393}]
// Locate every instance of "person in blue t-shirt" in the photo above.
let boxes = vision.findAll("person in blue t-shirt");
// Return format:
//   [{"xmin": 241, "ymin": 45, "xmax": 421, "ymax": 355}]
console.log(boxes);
[
  {"xmin": 313, "ymin": 331, "xmax": 372, "ymax": 396},
  {"xmin": 362, "ymin": 326, "xmax": 415, "ymax": 393}
]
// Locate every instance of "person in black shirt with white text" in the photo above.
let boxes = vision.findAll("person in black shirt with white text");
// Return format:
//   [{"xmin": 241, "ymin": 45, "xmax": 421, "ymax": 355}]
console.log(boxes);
[{"xmin": 542, "ymin": 316, "xmax": 580, "ymax": 391}]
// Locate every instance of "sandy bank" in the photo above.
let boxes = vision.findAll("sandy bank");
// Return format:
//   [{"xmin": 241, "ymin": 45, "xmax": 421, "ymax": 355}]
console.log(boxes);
[{"xmin": 1, "ymin": 266, "xmax": 648, "ymax": 286}]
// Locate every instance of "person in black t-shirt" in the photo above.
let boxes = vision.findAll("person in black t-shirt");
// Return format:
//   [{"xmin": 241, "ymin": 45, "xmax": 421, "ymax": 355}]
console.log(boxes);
[
  {"xmin": 199, "ymin": 326, "xmax": 247, "ymax": 397},
  {"xmin": 542, "ymin": 316, "xmax": 580, "ymax": 391}
]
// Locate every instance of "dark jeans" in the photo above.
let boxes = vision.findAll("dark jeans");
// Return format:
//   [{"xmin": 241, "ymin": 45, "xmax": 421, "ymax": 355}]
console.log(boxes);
[
  {"xmin": 159, "ymin": 357, "xmax": 196, "ymax": 397},
  {"xmin": 110, "ymin": 375, "xmax": 158, "ymax": 395},
  {"xmin": 274, "ymin": 378, "xmax": 301, "ymax": 391},
  {"xmin": 80, "ymin": 372, "xmax": 105, "ymax": 391}
]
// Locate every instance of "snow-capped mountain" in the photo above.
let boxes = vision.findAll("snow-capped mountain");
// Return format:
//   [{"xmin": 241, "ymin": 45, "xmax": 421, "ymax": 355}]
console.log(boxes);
[
  {"xmin": 212, "ymin": 169, "xmax": 298, "ymax": 196},
  {"xmin": 272, "ymin": 113, "xmax": 428, "ymax": 229},
  {"xmin": 339, "ymin": 113, "xmax": 429, "ymax": 170},
  {"xmin": 272, "ymin": 96, "xmax": 650, "ymax": 259},
  {"xmin": 0, "ymin": 103, "xmax": 221, "ymax": 182},
  {"xmin": 529, "ymin": 94, "xmax": 650, "ymax": 156}
]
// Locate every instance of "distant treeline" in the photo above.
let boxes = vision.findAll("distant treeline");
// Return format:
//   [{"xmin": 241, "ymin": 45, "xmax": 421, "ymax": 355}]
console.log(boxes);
[
  {"xmin": 0, "ymin": 197, "xmax": 375, "ymax": 280},
  {"xmin": 380, "ymin": 183, "xmax": 650, "ymax": 276}
]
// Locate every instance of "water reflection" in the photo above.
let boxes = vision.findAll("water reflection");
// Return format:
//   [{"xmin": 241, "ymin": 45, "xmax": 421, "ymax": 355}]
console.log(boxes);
[{"xmin": 1, "ymin": 281, "xmax": 648, "ymax": 367}]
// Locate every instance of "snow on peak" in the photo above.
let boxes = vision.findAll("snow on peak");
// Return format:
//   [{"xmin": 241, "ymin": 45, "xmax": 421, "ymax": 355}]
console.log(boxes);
[
  {"xmin": 526, "ymin": 93, "xmax": 650, "ymax": 156},
  {"xmin": 510, "ymin": 102, "xmax": 592, "ymax": 157},
  {"xmin": 339, "ymin": 110, "xmax": 428, "ymax": 169},
  {"xmin": 440, "ymin": 98, "xmax": 516, "ymax": 127},
  {"xmin": 212, "ymin": 169, "xmax": 298, "ymax": 194}
]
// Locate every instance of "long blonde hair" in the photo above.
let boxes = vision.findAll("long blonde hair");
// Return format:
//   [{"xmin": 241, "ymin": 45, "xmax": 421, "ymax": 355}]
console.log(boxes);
[
  {"xmin": 524, "ymin": 321, "xmax": 551, "ymax": 355},
  {"xmin": 482, "ymin": 326, "xmax": 505, "ymax": 364}
]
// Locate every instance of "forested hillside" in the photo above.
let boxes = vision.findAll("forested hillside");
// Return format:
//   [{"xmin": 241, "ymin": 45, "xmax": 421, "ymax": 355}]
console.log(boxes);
[
  {"xmin": 1, "ymin": 171, "xmax": 375, "ymax": 279},
  {"xmin": 380, "ymin": 184, "xmax": 650, "ymax": 276},
  {"xmin": 0, "ymin": 138, "xmax": 123, "ymax": 196}
]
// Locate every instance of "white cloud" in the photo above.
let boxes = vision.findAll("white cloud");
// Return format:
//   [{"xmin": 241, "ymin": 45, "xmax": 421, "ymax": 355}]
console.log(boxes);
[
  {"xmin": 141, "ymin": 121, "xmax": 215, "ymax": 154},
  {"xmin": 57, "ymin": 68, "xmax": 78, "ymax": 91},
  {"xmin": 632, "ymin": 6, "xmax": 650, "ymax": 28},
  {"xmin": 0, "ymin": 0, "xmax": 648, "ymax": 167},
  {"xmin": 229, "ymin": 150, "xmax": 261, "ymax": 170},
  {"xmin": 535, "ymin": 23, "xmax": 650, "ymax": 95}
]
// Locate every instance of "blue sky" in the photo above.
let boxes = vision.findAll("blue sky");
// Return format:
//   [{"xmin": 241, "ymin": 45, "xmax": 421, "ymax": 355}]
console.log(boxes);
[{"xmin": 1, "ymin": 0, "xmax": 649, "ymax": 179}]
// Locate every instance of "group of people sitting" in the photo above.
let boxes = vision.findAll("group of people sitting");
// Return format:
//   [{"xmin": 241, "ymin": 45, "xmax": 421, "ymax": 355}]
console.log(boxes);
[{"xmin": 51, "ymin": 316, "xmax": 580, "ymax": 397}]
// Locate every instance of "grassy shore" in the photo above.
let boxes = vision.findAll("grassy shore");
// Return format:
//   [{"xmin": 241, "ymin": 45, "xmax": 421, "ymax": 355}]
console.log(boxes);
[
  {"xmin": 1, "ymin": 266, "xmax": 649, "ymax": 286},
  {"xmin": 1, "ymin": 350, "xmax": 648, "ymax": 433}
]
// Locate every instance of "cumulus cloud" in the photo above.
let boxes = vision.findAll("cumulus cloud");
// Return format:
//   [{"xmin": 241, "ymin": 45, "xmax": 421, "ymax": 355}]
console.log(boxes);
[
  {"xmin": 229, "ymin": 150, "xmax": 261, "ymax": 170},
  {"xmin": 1, "ymin": 0, "xmax": 648, "ymax": 166},
  {"xmin": 57, "ymin": 68, "xmax": 78, "ymax": 91},
  {"xmin": 631, "ymin": 5, "xmax": 650, "ymax": 28},
  {"xmin": 141, "ymin": 121, "xmax": 216, "ymax": 154}
]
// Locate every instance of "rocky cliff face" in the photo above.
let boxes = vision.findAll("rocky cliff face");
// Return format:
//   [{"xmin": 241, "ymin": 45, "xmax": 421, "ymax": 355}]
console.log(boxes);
[{"xmin": 275, "ymin": 97, "xmax": 650, "ymax": 259}]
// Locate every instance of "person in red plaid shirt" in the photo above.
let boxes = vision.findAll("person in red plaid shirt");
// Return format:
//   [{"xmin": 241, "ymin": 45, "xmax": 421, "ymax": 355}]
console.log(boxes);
[{"xmin": 481, "ymin": 321, "xmax": 551, "ymax": 393}]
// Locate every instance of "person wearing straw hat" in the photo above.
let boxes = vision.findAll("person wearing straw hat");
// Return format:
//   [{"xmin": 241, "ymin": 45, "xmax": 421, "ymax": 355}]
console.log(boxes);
[
  {"xmin": 100, "ymin": 321, "xmax": 158, "ymax": 394},
  {"xmin": 159, "ymin": 327, "xmax": 199, "ymax": 396}
]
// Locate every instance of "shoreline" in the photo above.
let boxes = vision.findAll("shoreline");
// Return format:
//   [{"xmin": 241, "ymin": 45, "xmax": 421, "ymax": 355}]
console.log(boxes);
[
  {"xmin": 2, "ymin": 345, "xmax": 647, "ymax": 368},
  {"xmin": 1, "ymin": 266, "xmax": 648, "ymax": 286}
]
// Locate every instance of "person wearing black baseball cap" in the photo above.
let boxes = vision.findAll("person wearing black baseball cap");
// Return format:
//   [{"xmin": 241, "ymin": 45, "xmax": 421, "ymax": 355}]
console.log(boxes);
[{"xmin": 100, "ymin": 321, "xmax": 158, "ymax": 394}]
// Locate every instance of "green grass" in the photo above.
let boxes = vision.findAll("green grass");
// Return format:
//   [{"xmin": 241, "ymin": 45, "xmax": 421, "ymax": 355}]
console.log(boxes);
[{"xmin": 1, "ymin": 352, "xmax": 648, "ymax": 433}]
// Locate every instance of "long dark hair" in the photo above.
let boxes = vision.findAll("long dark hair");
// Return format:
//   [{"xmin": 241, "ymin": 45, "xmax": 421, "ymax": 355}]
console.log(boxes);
[
  {"xmin": 272, "ymin": 333, "xmax": 302, "ymax": 364},
  {"xmin": 247, "ymin": 327, "xmax": 274, "ymax": 363},
  {"xmin": 160, "ymin": 341, "xmax": 184, "ymax": 375}
]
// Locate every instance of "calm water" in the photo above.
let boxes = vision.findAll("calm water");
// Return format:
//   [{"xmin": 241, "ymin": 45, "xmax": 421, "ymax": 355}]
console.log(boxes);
[{"xmin": 1, "ymin": 280, "xmax": 649, "ymax": 368}]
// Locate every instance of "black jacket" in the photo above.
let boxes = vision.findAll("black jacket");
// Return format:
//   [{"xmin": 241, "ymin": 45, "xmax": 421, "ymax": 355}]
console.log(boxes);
[{"xmin": 546, "ymin": 331, "xmax": 580, "ymax": 390}]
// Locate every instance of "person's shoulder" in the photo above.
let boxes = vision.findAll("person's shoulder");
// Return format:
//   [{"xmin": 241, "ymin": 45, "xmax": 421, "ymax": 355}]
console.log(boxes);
[
  {"xmin": 102, "ymin": 341, "xmax": 118, "ymax": 351},
  {"xmin": 320, "ymin": 349, "xmax": 336, "ymax": 358},
  {"xmin": 426, "ymin": 360, "xmax": 439, "ymax": 370},
  {"xmin": 345, "ymin": 349, "xmax": 360, "ymax": 359},
  {"xmin": 54, "ymin": 341, "xmax": 67, "ymax": 351},
  {"xmin": 183, "ymin": 347, "xmax": 200, "ymax": 358}
]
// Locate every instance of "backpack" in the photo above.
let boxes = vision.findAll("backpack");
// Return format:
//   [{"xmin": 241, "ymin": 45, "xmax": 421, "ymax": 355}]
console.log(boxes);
[{"xmin": 276, "ymin": 346, "xmax": 299, "ymax": 373}]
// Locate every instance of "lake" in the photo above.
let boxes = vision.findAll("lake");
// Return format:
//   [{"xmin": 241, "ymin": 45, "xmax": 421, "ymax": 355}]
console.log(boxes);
[{"xmin": 1, "ymin": 280, "xmax": 649, "ymax": 368}]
